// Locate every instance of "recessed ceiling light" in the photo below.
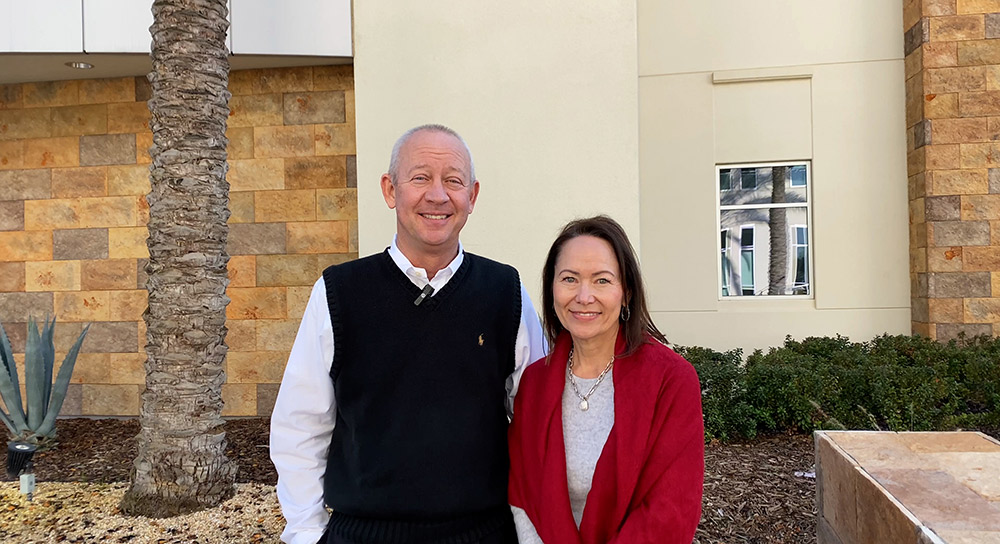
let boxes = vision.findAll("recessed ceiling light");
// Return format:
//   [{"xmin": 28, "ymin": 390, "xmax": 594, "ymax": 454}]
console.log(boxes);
[{"xmin": 65, "ymin": 61, "xmax": 94, "ymax": 69}]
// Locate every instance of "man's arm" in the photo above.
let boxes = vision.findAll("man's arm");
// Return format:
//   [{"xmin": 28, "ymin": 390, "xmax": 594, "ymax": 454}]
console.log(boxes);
[
  {"xmin": 506, "ymin": 282, "xmax": 548, "ymax": 415},
  {"xmin": 270, "ymin": 278, "xmax": 337, "ymax": 544}
]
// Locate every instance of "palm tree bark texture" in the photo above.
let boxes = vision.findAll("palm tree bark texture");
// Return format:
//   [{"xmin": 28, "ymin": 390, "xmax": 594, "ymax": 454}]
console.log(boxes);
[
  {"xmin": 767, "ymin": 166, "xmax": 788, "ymax": 295},
  {"xmin": 120, "ymin": 0, "xmax": 236, "ymax": 516}
]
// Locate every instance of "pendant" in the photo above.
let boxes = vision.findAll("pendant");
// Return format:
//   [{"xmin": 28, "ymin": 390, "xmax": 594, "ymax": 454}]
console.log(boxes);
[{"xmin": 580, "ymin": 399, "xmax": 589, "ymax": 411}]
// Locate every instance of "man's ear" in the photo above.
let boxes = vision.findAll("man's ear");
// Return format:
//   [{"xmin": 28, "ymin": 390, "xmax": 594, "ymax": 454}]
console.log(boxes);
[
  {"xmin": 381, "ymin": 174, "xmax": 396, "ymax": 209},
  {"xmin": 467, "ymin": 180, "xmax": 480, "ymax": 213}
]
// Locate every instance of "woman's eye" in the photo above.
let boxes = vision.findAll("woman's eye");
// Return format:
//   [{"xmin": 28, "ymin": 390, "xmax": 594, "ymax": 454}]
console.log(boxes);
[
  {"xmin": 561, "ymin": 277, "xmax": 576, "ymax": 283},
  {"xmin": 597, "ymin": 278, "xmax": 611, "ymax": 285}
]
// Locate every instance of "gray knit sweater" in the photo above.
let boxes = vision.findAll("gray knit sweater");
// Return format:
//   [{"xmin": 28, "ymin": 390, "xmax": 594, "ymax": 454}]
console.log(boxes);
[{"xmin": 511, "ymin": 370, "xmax": 615, "ymax": 543}]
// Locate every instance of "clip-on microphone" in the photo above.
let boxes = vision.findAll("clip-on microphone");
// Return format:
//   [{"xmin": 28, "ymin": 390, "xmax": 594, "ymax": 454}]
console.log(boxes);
[{"xmin": 413, "ymin": 284, "xmax": 434, "ymax": 306}]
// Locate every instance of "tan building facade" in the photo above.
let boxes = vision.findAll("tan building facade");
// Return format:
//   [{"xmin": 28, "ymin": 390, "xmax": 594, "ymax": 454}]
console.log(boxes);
[
  {"xmin": 0, "ymin": 65, "xmax": 357, "ymax": 416},
  {"xmin": 5, "ymin": 2, "xmax": 1000, "ymax": 416},
  {"xmin": 904, "ymin": 1, "xmax": 1000, "ymax": 340}
]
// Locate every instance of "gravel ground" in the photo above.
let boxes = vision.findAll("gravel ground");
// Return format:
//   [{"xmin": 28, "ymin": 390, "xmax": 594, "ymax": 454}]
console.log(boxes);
[
  {"xmin": 1, "ymin": 482, "xmax": 283, "ymax": 543},
  {"xmin": 2, "ymin": 419, "xmax": 817, "ymax": 543}
]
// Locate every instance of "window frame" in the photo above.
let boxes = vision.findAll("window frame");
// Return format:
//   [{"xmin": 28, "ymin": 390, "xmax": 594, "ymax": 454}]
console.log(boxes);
[{"xmin": 716, "ymin": 161, "xmax": 814, "ymax": 300}]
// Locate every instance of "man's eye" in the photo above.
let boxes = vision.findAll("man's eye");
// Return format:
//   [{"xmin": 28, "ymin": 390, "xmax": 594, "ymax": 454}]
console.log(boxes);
[
  {"xmin": 445, "ymin": 179, "xmax": 466, "ymax": 188},
  {"xmin": 411, "ymin": 176, "xmax": 429, "ymax": 185}
]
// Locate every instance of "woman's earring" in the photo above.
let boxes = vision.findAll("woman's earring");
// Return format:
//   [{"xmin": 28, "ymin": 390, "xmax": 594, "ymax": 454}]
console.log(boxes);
[{"xmin": 620, "ymin": 305, "xmax": 630, "ymax": 322}]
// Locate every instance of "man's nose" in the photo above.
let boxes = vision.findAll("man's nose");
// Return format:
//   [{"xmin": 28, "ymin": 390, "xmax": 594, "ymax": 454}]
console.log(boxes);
[{"xmin": 424, "ymin": 178, "xmax": 448, "ymax": 201}]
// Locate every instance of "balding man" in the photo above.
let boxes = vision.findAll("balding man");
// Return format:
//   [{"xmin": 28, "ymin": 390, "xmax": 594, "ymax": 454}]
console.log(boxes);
[{"xmin": 270, "ymin": 124, "xmax": 546, "ymax": 544}]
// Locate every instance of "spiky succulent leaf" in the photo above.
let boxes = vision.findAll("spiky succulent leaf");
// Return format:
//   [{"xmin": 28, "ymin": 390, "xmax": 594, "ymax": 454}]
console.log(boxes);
[
  {"xmin": 25, "ymin": 317, "xmax": 45, "ymax": 431},
  {"xmin": 0, "ymin": 322, "xmax": 28, "ymax": 435},
  {"xmin": 0, "ymin": 322, "xmax": 16, "ymax": 379},
  {"xmin": 42, "ymin": 316, "xmax": 56, "ymax": 412},
  {"xmin": 0, "ymin": 410, "xmax": 16, "ymax": 436},
  {"xmin": 36, "ymin": 324, "xmax": 90, "ymax": 438},
  {"xmin": 0, "ymin": 322, "xmax": 23, "ymax": 411}
]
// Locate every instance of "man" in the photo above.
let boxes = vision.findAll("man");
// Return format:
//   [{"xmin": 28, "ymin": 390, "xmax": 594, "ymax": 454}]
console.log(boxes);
[{"xmin": 270, "ymin": 124, "xmax": 547, "ymax": 544}]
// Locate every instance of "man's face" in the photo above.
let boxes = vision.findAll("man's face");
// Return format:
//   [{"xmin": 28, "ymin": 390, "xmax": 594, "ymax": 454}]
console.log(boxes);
[{"xmin": 381, "ymin": 130, "xmax": 480, "ymax": 261}]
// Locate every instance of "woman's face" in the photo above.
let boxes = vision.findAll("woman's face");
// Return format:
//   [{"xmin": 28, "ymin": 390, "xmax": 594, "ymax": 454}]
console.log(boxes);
[{"xmin": 552, "ymin": 235, "xmax": 625, "ymax": 348}]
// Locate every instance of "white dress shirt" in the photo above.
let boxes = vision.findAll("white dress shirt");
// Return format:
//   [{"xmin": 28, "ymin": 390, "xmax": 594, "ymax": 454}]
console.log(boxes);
[{"xmin": 269, "ymin": 237, "xmax": 548, "ymax": 544}]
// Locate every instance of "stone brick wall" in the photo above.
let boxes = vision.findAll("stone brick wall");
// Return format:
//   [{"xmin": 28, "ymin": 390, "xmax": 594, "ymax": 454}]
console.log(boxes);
[
  {"xmin": 0, "ymin": 65, "xmax": 357, "ymax": 417},
  {"xmin": 905, "ymin": 1, "xmax": 1000, "ymax": 341}
]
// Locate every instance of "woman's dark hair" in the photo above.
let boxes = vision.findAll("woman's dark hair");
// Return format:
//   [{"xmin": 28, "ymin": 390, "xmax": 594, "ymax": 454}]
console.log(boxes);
[{"xmin": 541, "ymin": 215, "xmax": 668, "ymax": 357}]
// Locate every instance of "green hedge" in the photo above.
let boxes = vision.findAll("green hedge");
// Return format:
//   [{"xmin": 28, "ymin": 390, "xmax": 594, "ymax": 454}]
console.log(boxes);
[{"xmin": 677, "ymin": 334, "xmax": 1000, "ymax": 442}]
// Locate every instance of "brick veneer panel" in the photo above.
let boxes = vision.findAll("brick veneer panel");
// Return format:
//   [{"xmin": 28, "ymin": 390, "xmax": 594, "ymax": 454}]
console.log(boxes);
[
  {"xmin": 0, "ymin": 201, "xmax": 24, "ymax": 231},
  {"xmin": 51, "ymin": 166, "xmax": 108, "ymax": 198},
  {"xmin": 25, "ymin": 260, "xmax": 81, "ymax": 291},
  {"xmin": 282, "ymin": 91, "xmax": 346, "ymax": 125},
  {"xmin": 0, "ymin": 292, "xmax": 53, "ymax": 322},
  {"xmin": 79, "ymin": 134, "xmax": 137, "ymax": 166},
  {"xmin": 0, "ymin": 66, "xmax": 358, "ymax": 416},
  {"xmin": 0, "ymin": 169, "xmax": 51, "ymax": 200},
  {"xmin": 0, "ymin": 262, "xmax": 25, "ymax": 292},
  {"xmin": 255, "ymin": 383, "xmax": 280, "ymax": 417},
  {"xmin": 81, "ymin": 259, "xmax": 137, "ymax": 290},
  {"xmin": 906, "ymin": 3, "xmax": 1000, "ymax": 339}
]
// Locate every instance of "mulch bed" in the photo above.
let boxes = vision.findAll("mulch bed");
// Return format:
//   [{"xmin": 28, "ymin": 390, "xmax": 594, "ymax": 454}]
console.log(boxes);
[
  {"xmin": 30, "ymin": 418, "xmax": 275, "ymax": 485},
  {"xmin": 698, "ymin": 434, "xmax": 816, "ymax": 543},
  {"xmin": 23, "ymin": 419, "xmax": 817, "ymax": 543}
]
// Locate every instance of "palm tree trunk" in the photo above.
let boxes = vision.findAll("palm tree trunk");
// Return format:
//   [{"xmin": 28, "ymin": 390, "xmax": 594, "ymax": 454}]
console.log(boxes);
[
  {"xmin": 768, "ymin": 167, "xmax": 788, "ymax": 295},
  {"xmin": 120, "ymin": 0, "xmax": 236, "ymax": 517}
]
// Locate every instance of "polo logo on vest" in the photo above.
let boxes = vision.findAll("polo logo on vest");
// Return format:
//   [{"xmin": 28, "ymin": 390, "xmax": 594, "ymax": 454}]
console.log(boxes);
[{"xmin": 478, "ymin": 334, "xmax": 484, "ymax": 346}]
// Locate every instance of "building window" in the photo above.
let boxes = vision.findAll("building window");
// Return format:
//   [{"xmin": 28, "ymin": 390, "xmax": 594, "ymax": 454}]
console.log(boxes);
[
  {"xmin": 791, "ymin": 225, "xmax": 809, "ymax": 294},
  {"xmin": 740, "ymin": 226, "xmax": 755, "ymax": 295},
  {"xmin": 721, "ymin": 229, "xmax": 731, "ymax": 296},
  {"xmin": 790, "ymin": 165, "xmax": 807, "ymax": 187},
  {"xmin": 720, "ymin": 170, "xmax": 732, "ymax": 191},
  {"xmin": 718, "ymin": 162, "xmax": 811, "ymax": 297}
]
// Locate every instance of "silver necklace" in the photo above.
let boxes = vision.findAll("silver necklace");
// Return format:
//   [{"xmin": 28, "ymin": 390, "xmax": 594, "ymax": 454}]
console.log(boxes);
[{"xmin": 566, "ymin": 347, "xmax": 614, "ymax": 411}]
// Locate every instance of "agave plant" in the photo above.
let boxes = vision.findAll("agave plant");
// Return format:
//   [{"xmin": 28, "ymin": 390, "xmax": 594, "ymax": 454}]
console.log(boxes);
[{"xmin": 0, "ymin": 317, "xmax": 89, "ymax": 444}]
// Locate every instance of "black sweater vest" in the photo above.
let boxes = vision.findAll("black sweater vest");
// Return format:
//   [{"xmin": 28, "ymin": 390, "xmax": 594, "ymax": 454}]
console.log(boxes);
[{"xmin": 321, "ymin": 250, "xmax": 520, "ymax": 539}]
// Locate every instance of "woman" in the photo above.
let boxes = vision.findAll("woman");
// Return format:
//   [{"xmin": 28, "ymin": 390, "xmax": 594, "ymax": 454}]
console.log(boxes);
[{"xmin": 508, "ymin": 216, "xmax": 704, "ymax": 544}]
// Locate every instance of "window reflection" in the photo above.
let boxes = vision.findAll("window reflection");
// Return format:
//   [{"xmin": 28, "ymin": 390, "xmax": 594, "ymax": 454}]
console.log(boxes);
[{"xmin": 718, "ymin": 163, "xmax": 811, "ymax": 297}]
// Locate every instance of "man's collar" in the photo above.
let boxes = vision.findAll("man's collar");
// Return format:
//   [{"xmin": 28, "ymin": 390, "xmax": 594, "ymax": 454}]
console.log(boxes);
[{"xmin": 388, "ymin": 235, "xmax": 465, "ymax": 279}]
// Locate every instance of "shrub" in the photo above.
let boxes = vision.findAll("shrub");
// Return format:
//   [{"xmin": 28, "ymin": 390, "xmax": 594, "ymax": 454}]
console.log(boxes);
[
  {"xmin": 680, "ymin": 333, "xmax": 1000, "ymax": 442},
  {"xmin": 677, "ymin": 345, "xmax": 760, "ymax": 441}
]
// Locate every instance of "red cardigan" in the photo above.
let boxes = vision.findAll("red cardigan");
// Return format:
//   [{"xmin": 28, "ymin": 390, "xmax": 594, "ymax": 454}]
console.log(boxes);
[{"xmin": 508, "ymin": 332, "xmax": 704, "ymax": 544}]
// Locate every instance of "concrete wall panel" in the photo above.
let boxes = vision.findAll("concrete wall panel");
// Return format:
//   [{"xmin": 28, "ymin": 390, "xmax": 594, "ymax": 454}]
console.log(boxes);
[{"xmin": 353, "ymin": 1, "xmax": 640, "ymax": 304}]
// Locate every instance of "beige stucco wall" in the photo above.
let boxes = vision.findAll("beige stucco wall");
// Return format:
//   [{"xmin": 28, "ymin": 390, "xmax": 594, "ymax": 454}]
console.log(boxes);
[
  {"xmin": 351, "ymin": 2, "xmax": 640, "ymax": 304},
  {"xmin": 639, "ymin": 1, "xmax": 912, "ymax": 351},
  {"xmin": 352, "ymin": 2, "xmax": 911, "ymax": 353}
]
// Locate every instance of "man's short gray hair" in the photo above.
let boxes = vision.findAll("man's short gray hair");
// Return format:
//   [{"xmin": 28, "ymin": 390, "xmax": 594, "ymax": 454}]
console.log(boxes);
[{"xmin": 387, "ymin": 124, "xmax": 476, "ymax": 185}]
